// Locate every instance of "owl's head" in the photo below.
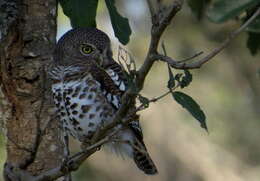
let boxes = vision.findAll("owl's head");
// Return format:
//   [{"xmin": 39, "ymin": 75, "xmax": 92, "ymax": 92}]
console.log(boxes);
[{"xmin": 54, "ymin": 27, "xmax": 113, "ymax": 67}]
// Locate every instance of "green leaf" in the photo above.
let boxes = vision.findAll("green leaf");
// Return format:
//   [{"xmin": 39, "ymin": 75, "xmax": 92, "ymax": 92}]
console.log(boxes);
[
  {"xmin": 167, "ymin": 64, "xmax": 175, "ymax": 89},
  {"xmin": 246, "ymin": 6, "xmax": 260, "ymax": 32},
  {"xmin": 105, "ymin": 0, "xmax": 131, "ymax": 45},
  {"xmin": 207, "ymin": 0, "xmax": 260, "ymax": 23},
  {"xmin": 59, "ymin": 0, "xmax": 98, "ymax": 28},
  {"xmin": 172, "ymin": 91, "xmax": 207, "ymax": 131},
  {"xmin": 187, "ymin": 0, "xmax": 211, "ymax": 20},
  {"xmin": 138, "ymin": 95, "xmax": 150, "ymax": 108},
  {"xmin": 247, "ymin": 32, "xmax": 260, "ymax": 55},
  {"xmin": 180, "ymin": 70, "xmax": 193, "ymax": 88}
]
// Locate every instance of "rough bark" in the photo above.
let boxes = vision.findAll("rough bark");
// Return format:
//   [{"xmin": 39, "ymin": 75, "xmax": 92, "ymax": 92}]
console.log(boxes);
[{"xmin": 0, "ymin": 0, "xmax": 63, "ymax": 179}]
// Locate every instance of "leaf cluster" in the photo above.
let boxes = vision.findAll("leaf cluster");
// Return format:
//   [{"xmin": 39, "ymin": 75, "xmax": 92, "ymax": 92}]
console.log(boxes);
[
  {"xmin": 167, "ymin": 65, "xmax": 208, "ymax": 131},
  {"xmin": 163, "ymin": 42, "xmax": 207, "ymax": 131}
]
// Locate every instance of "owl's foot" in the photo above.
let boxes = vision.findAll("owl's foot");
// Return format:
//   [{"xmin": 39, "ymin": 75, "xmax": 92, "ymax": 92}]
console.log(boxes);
[
  {"xmin": 61, "ymin": 155, "xmax": 70, "ymax": 168},
  {"xmin": 60, "ymin": 157, "xmax": 72, "ymax": 181}
]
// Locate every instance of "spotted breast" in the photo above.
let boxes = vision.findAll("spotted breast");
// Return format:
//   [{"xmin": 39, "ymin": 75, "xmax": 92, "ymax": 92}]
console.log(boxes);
[{"xmin": 51, "ymin": 65, "xmax": 114, "ymax": 142}]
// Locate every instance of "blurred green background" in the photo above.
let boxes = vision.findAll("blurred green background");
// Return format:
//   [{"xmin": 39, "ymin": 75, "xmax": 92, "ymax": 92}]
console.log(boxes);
[{"xmin": 1, "ymin": 1, "xmax": 260, "ymax": 181}]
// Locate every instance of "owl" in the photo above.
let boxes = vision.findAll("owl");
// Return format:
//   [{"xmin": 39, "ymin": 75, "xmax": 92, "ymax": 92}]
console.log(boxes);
[{"xmin": 48, "ymin": 27, "xmax": 157, "ymax": 175}]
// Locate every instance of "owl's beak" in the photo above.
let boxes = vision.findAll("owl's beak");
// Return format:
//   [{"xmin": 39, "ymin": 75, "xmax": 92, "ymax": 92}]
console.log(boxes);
[{"xmin": 100, "ymin": 47, "xmax": 112, "ymax": 67}]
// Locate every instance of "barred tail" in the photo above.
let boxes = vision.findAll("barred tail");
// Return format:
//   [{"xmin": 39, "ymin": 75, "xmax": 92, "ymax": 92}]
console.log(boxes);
[{"xmin": 133, "ymin": 140, "xmax": 158, "ymax": 175}]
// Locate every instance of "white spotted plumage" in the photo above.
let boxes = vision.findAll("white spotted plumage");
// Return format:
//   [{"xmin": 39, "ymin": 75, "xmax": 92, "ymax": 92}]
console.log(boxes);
[
  {"xmin": 51, "ymin": 65, "xmax": 136, "ymax": 158},
  {"xmin": 106, "ymin": 68, "xmax": 126, "ymax": 91},
  {"xmin": 52, "ymin": 69, "xmax": 114, "ymax": 142}
]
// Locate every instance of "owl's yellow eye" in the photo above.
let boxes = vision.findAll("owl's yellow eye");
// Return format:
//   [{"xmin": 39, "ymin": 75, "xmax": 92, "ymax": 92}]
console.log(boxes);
[{"xmin": 80, "ymin": 44, "xmax": 93, "ymax": 54}]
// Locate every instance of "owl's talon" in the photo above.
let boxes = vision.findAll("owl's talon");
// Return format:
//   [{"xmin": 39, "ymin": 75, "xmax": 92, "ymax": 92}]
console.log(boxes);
[
  {"xmin": 62, "ymin": 156, "xmax": 70, "ymax": 166},
  {"xmin": 96, "ymin": 146, "xmax": 101, "ymax": 151},
  {"xmin": 60, "ymin": 156, "xmax": 72, "ymax": 181}
]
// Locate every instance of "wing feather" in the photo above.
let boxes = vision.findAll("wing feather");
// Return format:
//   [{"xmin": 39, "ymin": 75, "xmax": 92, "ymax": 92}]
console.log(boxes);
[{"xmin": 104, "ymin": 60, "xmax": 143, "ymax": 140}]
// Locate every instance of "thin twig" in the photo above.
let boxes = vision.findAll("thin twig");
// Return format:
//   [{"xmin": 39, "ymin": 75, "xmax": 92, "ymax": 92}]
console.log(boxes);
[
  {"xmin": 189, "ymin": 7, "xmax": 260, "ymax": 68},
  {"xmin": 151, "ymin": 84, "xmax": 181, "ymax": 103},
  {"xmin": 177, "ymin": 51, "xmax": 204, "ymax": 63},
  {"xmin": 150, "ymin": 90, "xmax": 172, "ymax": 102},
  {"xmin": 155, "ymin": 7, "xmax": 260, "ymax": 69},
  {"xmin": 146, "ymin": 41, "xmax": 176, "ymax": 103}
]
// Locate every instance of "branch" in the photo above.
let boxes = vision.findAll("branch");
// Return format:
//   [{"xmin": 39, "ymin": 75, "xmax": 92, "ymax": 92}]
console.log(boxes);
[
  {"xmin": 136, "ymin": 81, "xmax": 181, "ymax": 112},
  {"xmin": 137, "ymin": 0, "xmax": 183, "ymax": 90},
  {"xmin": 154, "ymin": 7, "xmax": 260, "ymax": 70},
  {"xmin": 177, "ymin": 51, "xmax": 204, "ymax": 63}
]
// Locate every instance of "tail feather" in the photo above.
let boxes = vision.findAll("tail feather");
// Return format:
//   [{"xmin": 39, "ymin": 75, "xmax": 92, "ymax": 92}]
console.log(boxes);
[
  {"xmin": 133, "ymin": 141, "xmax": 158, "ymax": 175},
  {"xmin": 106, "ymin": 128, "xmax": 158, "ymax": 174}
]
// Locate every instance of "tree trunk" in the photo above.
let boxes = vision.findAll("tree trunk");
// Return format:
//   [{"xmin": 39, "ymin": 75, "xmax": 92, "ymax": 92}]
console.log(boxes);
[{"xmin": 0, "ymin": 0, "xmax": 63, "ymax": 179}]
